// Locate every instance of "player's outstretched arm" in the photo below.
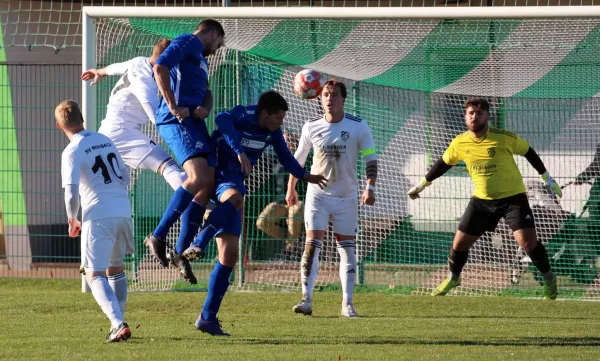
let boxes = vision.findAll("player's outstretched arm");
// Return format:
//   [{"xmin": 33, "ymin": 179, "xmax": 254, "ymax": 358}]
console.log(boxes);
[
  {"xmin": 272, "ymin": 130, "xmax": 326, "ymax": 188},
  {"xmin": 81, "ymin": 60, "xmax": 131, "ymax": 86},
  {"xmin": 286, "ymin": 123, "xmax": 313, "ymax": 202},
  {"xmin": 523, "ymin": 147, "xmax": 562, "ymax": 198},
  {"xmin": 407, "ymin": 158, "xmax": 453, "ymax": 200}
]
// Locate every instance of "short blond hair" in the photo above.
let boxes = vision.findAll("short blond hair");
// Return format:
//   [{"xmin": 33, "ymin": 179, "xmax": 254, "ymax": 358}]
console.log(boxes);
[{"xmin": 55, "ymin": 100, "xmax": 84, "ymax": 129}]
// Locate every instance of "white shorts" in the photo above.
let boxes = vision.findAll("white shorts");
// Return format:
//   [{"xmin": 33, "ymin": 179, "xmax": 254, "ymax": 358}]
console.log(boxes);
[
  {"xmin": 98, "ymin": 124, "xmax": 172, "ymax": 173},
  {"xmin": 82, "ymin": 217, "xmax": 134, "ymax": 272},
  {"xmin": 304, "ymin": 194, "xmax": 359, "ymax": 235}
]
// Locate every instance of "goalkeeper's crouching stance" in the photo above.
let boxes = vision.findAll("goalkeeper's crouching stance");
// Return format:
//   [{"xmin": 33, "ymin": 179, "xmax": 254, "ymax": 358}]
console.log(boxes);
[{"xmin": 408, "ymin": 98, "xmax": 560, "ymax": 300}]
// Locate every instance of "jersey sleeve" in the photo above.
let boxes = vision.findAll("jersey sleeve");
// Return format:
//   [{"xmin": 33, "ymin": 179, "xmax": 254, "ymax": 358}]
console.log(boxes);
[
  {"xmin": 214, "ymin": 106, "xmax": 246, "ymax": 155},
  {"xmin": 442, "ymin": 138, "xmax": 461, "ymax": 166},
  {"xmin": 359, "ymin": 122, "xmax": 377, "ymax": 161},
  {"xmin": 105, "ymin": 60, "xmax": 132, "ymax": 76},
  {"xmin": 509, "ymin": 133, "xmax": 531, "ymax": 156},
  {"xmin": 293, "ymin": 122, "xmax": 313, "ymax": 166},
  {"xmin": 271, "ymin": 129, "xmax": 307, "ymax": 180},
  {"xmin": 61, "ymin": 147, "xmax": 81, "ymax": 187},
  {"xmin": 155, "ymin": 34, "xmax": 200, "ymax": 69}
]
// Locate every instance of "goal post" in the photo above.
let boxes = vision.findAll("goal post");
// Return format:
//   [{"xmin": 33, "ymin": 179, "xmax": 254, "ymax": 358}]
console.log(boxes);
[{"xmin": 82, "ymin": 6, "xmax": 600, "ymax": 298}]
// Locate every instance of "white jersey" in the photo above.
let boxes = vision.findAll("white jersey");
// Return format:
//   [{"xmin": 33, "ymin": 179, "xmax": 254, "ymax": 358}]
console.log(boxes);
[
  {"xmin": 61, "ymin": 131, "xmax": 132, "ymax": 222},
  {"xmin": 294, "ymin": 113, "xmax": 376, "ymax": 199},
  {"xmin": 101, "ymin": 56, "xmax": 158, "ymax": 130}
]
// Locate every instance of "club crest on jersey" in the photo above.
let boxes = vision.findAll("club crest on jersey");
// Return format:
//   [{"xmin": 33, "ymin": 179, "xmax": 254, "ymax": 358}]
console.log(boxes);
[
  {"xmin": 341, "ymin": 131, "xmax": 350, "ymax": 141},
  {"xmin": 195, "ymin": 141, "xmax": 204, "ymax": 149},
  {"xmin": 487, "ymin": 147, "xmax": 496, "ymax": 157}
]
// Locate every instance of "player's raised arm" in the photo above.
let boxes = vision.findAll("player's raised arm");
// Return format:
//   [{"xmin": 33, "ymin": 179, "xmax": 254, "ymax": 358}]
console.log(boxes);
[
  {"xmin": 407, "ymin": 139, "xmax": 457, "ymax": 200},
  {"xmin": 81, "ymin": 59, "xmax": 132, "ymax": 86}
]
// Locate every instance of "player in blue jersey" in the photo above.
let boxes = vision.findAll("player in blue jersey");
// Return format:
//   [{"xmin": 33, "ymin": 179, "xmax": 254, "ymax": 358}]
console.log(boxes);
[
  {"xmin": 180, "ymin": 90, "xmax": 327, "ymax": 336},
  {"xmin": 144, "ymin": 20, "xmax": 225, "ymax": 278}
]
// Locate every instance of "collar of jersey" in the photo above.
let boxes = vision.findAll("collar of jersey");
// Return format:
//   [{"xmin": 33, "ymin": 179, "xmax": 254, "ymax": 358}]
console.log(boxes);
[{"xmin": 469, "ymin": 127, "xmax": 489, "ymax": 144}]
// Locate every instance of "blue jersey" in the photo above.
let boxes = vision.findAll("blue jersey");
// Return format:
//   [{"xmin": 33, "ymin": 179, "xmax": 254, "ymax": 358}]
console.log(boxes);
[
  {"xmin": 155, "ymin": 33, "xmax": 210, "ymax": 125},
  {"xmin": 212, "ymin": 105, "xmax": 306, "ymax": 180}
]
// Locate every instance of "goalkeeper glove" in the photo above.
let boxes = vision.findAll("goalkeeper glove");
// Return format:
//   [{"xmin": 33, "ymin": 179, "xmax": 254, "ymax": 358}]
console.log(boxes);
[
  {"xmin": 541, "ymin": 171, "xmax": 562, "ymax": 198},
  {"xmin": 407, "ymin": 178, "xmax": 432, "ymax": 200}
]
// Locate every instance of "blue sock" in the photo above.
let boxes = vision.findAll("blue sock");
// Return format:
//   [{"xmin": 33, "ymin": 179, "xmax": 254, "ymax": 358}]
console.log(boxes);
[
  {"xmin": 153, "ymin": 186, "xmax": 194, "ymax": 239},
  {"xmin": 201, "ymin": 261, "xmax": 233, "ymax": 321},
  {"xmin": 191, "ymin": 201, "xmax": 237, "ymax": 250},
  {"xmin": 175, "ymin": 201, "xmax": 206, "ymax": 254}
]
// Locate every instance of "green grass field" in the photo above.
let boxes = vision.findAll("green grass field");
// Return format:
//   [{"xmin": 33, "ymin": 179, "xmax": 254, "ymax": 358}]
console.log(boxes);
[{"xmin": 1, "ymin": 279, "xmax": 600, "ymax": 361}]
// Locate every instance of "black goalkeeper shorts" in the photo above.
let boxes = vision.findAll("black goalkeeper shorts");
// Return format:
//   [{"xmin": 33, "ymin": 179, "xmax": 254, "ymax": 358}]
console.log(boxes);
[{"xmin": 458, "ymin": 193, "xmax": 535, "ymax": 237}]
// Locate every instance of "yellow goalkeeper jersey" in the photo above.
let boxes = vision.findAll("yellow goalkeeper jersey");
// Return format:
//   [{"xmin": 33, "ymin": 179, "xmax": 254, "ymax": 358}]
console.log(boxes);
[{"xmin": 442, "ymin": 127, "xmax": 530, "ymax": 200}]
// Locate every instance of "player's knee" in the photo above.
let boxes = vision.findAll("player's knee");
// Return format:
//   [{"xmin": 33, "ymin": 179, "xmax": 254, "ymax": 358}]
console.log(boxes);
[
  {"xmin": 160, "ymin": 158, "xmax": 187, "ymax": 190},
  {"xmin": 107, "ymin": 265, "xmax": 124, "ymax": 276},
  {"xmin": 184, "ymin": 173, "xmax": 212, "ymax": 194},
  {"xmin": 226, "ymin": 193, "xmax": 244, "ymax": 211}
]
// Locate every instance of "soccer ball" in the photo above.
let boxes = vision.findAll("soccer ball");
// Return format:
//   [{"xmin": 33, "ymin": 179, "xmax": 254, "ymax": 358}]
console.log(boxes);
[{"xmin": 293, "ymin": 69, "xmax": 324, "ymax": 99}]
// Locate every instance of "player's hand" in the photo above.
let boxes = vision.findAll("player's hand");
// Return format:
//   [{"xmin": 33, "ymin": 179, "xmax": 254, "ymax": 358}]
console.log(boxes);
[
  {"xmin": 407, "ymin": 178, "xmax": 432, "ymax": 200},
  {"xmin": 68, "ymin": 218, "xmax": 81, "ymax": 238},
  {"xmin": 81, "ymin": 69, "xmax": 104, "ymax": 86},
  {"xmin": 238, "ymin": 153, "xmax": 252, "ymax": 175},
  {"xmin": 286, "ymin": 188, "xmax": 299, "ymax": 207},
  {"xmin": 361, "ymin": 187, "xmax": 375, "ymax": 205},
  {"xmin": 193, "ymin": 106, "xmax": 209, "ymax": 120},
  {"xmin": 302, "ymin": 173, "xmax": 328, "ymax": 189},
  {"xmin": 170, "ymin": 106, "xmax": 190, "ymax": 122},
  {"xmin": 541, "ymin": 172, "xmax": 562, "ymax": 198}
]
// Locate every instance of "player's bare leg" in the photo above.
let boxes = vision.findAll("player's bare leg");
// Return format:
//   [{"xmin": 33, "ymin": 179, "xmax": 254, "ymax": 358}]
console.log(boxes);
[
  {"xmin": 293, "ymin": 229, "xmax": 325, "ymax": 316},
  {"xmin": 514, "ymin": 227, "xmax": 557, "ymax": 300},
  {"xmin": 432, "ymin": 230, "xmax": 479, "ymax": 296},
  {"xmin": 336, "ymin": 233, "xmax": 358, "ymax": 318},
  {"xmin": 145, "ymin": 156, "xmax": 212, "ymax": 267}
]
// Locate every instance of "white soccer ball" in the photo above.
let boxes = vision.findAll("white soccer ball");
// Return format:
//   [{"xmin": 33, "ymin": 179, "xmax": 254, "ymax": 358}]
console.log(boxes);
[{"xmin": 293, "ymin": 69, "xmax": 325, "ymax": 100}]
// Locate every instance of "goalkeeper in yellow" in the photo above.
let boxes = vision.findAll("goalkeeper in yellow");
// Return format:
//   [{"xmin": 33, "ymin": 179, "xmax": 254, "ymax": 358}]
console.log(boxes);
[{"xmin": 408, "ymin": 98, "xmax": 561, "ymax": 300}]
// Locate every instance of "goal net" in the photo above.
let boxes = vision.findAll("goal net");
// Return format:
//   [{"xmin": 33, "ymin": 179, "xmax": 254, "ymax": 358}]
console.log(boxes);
[{"xmin": 86, "ymin": 7, "xmax": 600, "ymax": 298}]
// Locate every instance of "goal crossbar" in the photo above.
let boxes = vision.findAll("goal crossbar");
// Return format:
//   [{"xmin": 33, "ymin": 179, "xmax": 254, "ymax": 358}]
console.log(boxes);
[{"xmin": 82, "ymin": 5, "xmax": 600, "ymax": 19}]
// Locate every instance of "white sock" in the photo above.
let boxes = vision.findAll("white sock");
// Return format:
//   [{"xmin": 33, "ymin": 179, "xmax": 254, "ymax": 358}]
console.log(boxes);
[
  {"xmin": 301, "ymin": 239, "xmax": 322, "ymax": 302},
  {"xmin": 88, "ymin": 275, "xmax": 125, "ymax": 329},
  {"xmin": 337, "ymin": 240, "xmax": 357, "ymax": 305},
  {"xmin": 108, "ymin": 271, "xmax": 128, "ymax": 315},
  {"xmin": 161, "ymin": 158, "xmax": 188, "ymax": 190}
]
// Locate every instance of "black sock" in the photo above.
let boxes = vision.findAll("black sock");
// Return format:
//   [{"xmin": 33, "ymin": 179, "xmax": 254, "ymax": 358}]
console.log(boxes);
[
  {"xmin": 449, "ymin": 248, "xmax": 469, "ymax": 280},
  {"xmin": 527, "ymin": 242, "xmax": 551, "ymax": 274}
]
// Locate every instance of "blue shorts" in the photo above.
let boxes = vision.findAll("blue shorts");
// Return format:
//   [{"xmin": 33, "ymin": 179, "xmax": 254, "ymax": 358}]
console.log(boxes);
[
  {"xmin": 212, "ymin": 169, "xmax": 246, "ymax": 237},
  {"xmin": 157, "ymin": 115, "xmax": 213, "ymax": 166}
]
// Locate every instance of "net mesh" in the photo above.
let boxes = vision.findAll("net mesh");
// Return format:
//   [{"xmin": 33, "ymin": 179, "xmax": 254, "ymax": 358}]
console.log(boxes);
[{"xmin": 92, "ymin": 16, "xmax": 600, "ymax": 297}]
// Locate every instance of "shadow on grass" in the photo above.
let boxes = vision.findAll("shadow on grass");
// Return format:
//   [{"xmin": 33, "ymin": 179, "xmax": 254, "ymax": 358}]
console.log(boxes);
[{"xmin": 230, "ymin": 336, "xmax": 600, "ymax": 347}]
